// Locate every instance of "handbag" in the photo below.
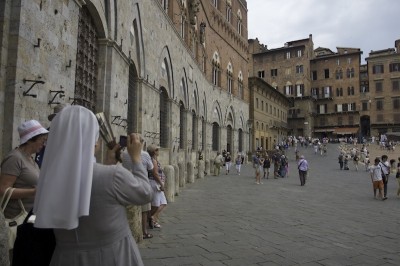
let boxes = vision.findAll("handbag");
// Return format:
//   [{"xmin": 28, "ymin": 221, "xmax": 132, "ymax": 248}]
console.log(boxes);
[
  {"xmin": 12, "ymin": 209, "xmax": 56, "ymax": 266},
  {"xmin": 0, "ymin": 187, "xmax": 28, "ymax": 250}
]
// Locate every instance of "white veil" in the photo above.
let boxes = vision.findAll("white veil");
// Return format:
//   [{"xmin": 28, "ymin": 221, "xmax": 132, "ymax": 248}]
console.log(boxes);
[{"xmin": 34, "ymin": 106, "xmax": 99, "ymax": 229}]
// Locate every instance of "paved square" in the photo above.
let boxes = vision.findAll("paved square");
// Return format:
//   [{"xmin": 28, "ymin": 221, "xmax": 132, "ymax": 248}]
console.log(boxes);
[{"xmin": 140, "ymin": 143, "xmax": 400, "ymax": 265}]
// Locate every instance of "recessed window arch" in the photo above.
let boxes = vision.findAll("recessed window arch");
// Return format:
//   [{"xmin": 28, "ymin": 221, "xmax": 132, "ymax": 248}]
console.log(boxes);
[
  {"xmin": 192, "ymin": 110, "xmax": 198, "ymax": 150},
  {"xmin": 212, "ymin": 51, "xmax": 221, "ymax": 86},
  {"xmin": 237, "ymin": 9, "xmax": 242, "ymax": 35},
  {"xmin": 238, "ymin": 70, "xmax": 243, "ymax": 99},
  {"xmin": 226, "ymin": 7, "xmax": 232, "ymax": 22},
  {"xmin": 212, "ymin": 122, "xmax": 219, "ymax": 151},
  {"xmin": 227, "ymin": 62, "xmax": 233, "ymax": 94},
  {"xmin": 179, "ymin": 102, "xmax": 186, "ymax": 149},
  {"xmin": 160, "ymin": 88, "xmax": 170, "ymax": 148}
]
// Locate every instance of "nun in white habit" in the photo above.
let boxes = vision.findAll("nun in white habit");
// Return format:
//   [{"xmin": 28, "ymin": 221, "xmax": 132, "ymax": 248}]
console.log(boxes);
[{"xmin": 34, "ymin": 106, "xmax": 152, "ymax": 266}]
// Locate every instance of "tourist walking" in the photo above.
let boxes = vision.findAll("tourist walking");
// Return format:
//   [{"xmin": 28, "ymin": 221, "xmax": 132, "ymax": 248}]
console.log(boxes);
[
  {"xmin": 214, "ymin": 152, "xmax": 223, "ymax": 176},
  {"xmin": 338, "ymin": 153, "xmax": 344, "ymax": 170},
  {"xmin": 297, "ymin": 155, "xmax": 309, "ymax": 186},
  {"xmin": 252, "ymin": 152, "xmax": 262, "ymax": 184},
  {"xmin": 263, "ymin": 154, "xmax": 271, "ymax": 179},
  {"xmin": 353, "ymin": 152, "xmax": 360, "ymax": 171},
  {"xmin": 370, "ymin": 158, "xmax": 385, "ymax": 200},
  {"xmin": 235, "ymin": 154, "xmax": 242, "ymax": 175},
  {"xmin": 396, "ymin": 157, "xmax": 400, "ymax": 196},
  {"xmin": 379, "ymin": 155, "xmax": 390, "ymax": 199},
  {"xmin": 225, "ymin": 152, "xmax": 232, "ymax": 175}
]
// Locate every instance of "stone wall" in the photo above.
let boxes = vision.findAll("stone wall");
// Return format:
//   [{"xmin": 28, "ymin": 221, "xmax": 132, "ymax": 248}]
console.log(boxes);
[{"xmin": 0, "ymin": 0, "xmax": 250, "ymax": 240}]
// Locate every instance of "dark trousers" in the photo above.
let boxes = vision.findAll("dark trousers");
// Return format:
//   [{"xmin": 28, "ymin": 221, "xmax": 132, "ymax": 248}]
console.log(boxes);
[
  {"xmin": 383, "ymin": 174, "xmax": 389, "ymax": 197},
  {"xmin": 339, "ymin": 162, "xmax": 343, "ymax": 170},
  {"xmin": 299, "ymin": 170, "xmax": 307, "ymax": 186}
]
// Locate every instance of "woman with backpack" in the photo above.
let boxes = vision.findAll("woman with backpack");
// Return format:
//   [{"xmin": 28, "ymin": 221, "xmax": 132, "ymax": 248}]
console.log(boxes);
[{"xmin": 263, "ymin": 154, "xmax": 271, "ymax": 179}]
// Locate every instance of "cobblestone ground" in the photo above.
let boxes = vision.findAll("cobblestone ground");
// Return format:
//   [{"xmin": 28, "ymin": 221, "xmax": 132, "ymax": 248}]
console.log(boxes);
[{"xmin": 139, "ymin": 143, "xmax": 400, "ymax": 266}]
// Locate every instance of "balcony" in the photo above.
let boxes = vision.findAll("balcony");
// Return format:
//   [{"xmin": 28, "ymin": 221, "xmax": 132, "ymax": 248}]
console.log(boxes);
[{"xmin": 312, "ymin": 94, "xmax": 333, "ymax": 101}]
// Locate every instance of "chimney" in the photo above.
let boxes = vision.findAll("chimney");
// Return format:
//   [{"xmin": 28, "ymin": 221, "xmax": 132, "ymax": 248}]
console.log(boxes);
[{"xmin": 395, "ymin": 39, "xmax": 400, "ymax": 53}]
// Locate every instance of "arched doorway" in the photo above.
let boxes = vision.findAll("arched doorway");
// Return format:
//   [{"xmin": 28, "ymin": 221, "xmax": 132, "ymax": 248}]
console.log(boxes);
[
  {"xmin": 212, "ymin": 122, "xmax": 219, "ymax": 151},
  {"xmin": 360, "ymin": 115, "xmax": 370, "ymax": 137},
  {"xmin": 238, "ymin": 128, "xmax": 243, "ymax": 152},
  {"xmin": 227, "ymin": 125, "xmax": 233, "ymax": 153}
]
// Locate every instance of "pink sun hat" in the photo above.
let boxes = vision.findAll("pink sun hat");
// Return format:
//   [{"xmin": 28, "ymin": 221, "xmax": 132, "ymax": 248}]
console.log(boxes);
[{"xmin": 18, "ymin": 120, "xmax": 49, "ymax": 145}]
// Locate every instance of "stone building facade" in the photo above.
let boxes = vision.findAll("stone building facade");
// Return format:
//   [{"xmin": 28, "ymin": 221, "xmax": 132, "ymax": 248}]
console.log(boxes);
[
  {"xmin": 248, "ymin": 77, "xmax": 290, "ymax": 151},
  {"xmin": 0, "ymin": 0, "xmax": 250, "ymax": 238},
  {"xmin": 249, "ymin": 35, "xmax": 315, "ymax": 138},
  {"xmin": 249, "ymin": 35, "xmax": 370, "ymax": 140},
  {"xmin": 310, "ymin": 47, "xmax": 362, "ymax": 138},
  {"xmin": 366, "ymin": 39, "xmax": 400, "ymax": 137}
]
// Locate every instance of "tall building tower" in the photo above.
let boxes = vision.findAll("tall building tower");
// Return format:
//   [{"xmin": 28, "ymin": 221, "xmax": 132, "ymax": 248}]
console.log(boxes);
[
  {"xmin": 310, "ymin": 47, "xmax": 362, "ymax": 138},
  {"xmin": 249, "ymin": 35, "xmax": 314, "ymax": 137},
  {"xmin": 366, "ymin": 39, "xmax": 400, "ymax": 137}
]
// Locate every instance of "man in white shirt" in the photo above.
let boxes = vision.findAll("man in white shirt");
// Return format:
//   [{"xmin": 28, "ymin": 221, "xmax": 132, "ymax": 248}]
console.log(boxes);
[
  {"xmin": 122, "ymin": 148, "xmax": 154, "ymax": 239},
  {"xmin": 370, "ymin": 158, "xmax": 385, "ymax": 200},
  {"xmin": 379, "ymin": 155, "xmax": 390, "ymax": 200}
]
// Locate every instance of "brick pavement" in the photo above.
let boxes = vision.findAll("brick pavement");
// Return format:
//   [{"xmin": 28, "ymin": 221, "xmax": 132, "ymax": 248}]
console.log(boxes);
[{"xmin": 139, "ymin": 143, "xmax": 400, "ymax": 266}]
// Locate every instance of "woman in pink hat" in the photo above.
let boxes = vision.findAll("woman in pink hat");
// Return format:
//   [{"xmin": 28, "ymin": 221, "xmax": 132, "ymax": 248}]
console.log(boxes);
[
  {"xmin": 0, "ymin": 120, "xmax": 48, "ymax": 261},
  {"xmin": 0, "ymin": 120, "xmax": 48, "ymax": 218}
]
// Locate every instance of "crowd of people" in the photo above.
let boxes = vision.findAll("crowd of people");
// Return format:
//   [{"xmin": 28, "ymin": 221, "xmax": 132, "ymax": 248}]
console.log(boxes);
[
  {"xmin": 211, "ymin": 136, "xmax": 312, "ymax": 186},
  {"xmin": 337, "ymin": 140, "xmax": 400, "ymax": 201},
  {"xmin": 0, "ymin": 105, "xmax": 159, "ymax": 266}
]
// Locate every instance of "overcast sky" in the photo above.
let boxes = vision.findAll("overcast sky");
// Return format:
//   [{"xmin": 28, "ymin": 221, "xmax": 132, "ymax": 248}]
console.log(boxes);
[{"xmin": 247, "ymin": 0, "xmax": 400, "ymax": 63}]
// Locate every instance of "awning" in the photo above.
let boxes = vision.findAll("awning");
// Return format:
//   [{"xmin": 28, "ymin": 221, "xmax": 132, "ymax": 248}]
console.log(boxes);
[
  {"xmin": 333, "ymin": 127, "xmax": 359, "ymax": 135},
  {"xmin": 314, "ymin": 128, "xmax": 335, "ymax": 133}
]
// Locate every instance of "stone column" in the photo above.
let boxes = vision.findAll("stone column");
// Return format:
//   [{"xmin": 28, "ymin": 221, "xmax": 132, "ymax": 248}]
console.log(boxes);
[
  {"xmin": 210, "ymin": 159, "xmax": 216, "ymax": 175},
  {"xmin": 197, "ymin": 160, "xmax": 205, "ymax": 179},
  {"xmin": 178, "ymin": 162, "xmax": 185, "ymax": 187},
  {"xmin": 126, "ymin": 205, "xmax": 142, "ymax": 243},
  {"xmin": 173, "ymin": 164, "xmax": 180, "ymax": 195},
  {"xmin": 187, "ymin": 161, "xmax": 194, "ymax": 183},
  {"xmin": 205, "ymin": 159, "xmax": 211, "ymax": 175},
  {"xmin": 164, "ymin": 165, "xmax": 175, "ymax": 202}
]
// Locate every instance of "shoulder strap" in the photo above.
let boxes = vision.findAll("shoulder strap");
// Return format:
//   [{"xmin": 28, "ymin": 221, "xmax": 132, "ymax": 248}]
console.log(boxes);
[
  {"xmin": 0, "ymin": 187, "xmax": 26, "ymax": 213},
  {"xmin": 298, "ymin": 160, "xmax": 304, "ymax": 169},
  {"xmin": 379, "ymin": 162, "xmax": 388, "ymax": 170},
  {"xmin": 1, "ymin": 187, "xmax": 15, "ymax": 212}
]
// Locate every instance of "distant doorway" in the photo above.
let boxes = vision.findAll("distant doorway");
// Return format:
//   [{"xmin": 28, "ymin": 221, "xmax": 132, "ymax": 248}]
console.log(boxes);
[
  {"xmin": 227, "ymin": 125, "xmax": 232, "ymax": 153},
  {"xmin": 360, "ymin": 115, "xmax": 370, "ymax": 137}
]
